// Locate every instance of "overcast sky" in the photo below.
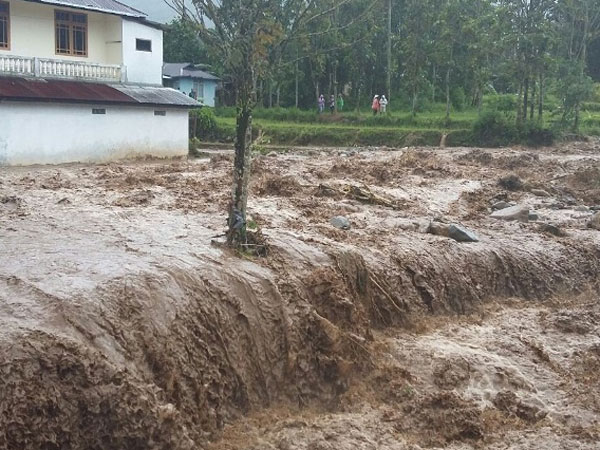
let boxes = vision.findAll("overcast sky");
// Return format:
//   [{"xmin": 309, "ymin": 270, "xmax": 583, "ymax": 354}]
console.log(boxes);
[{"xmin": 122, "ymin": 0, "xmax": 178, "ymax": 23}]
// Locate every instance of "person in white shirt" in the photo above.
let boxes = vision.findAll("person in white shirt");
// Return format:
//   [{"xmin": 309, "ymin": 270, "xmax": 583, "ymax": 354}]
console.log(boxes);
[{"xmin": 379, "ymin": 95, "xmax": 389, "ymax": 113}]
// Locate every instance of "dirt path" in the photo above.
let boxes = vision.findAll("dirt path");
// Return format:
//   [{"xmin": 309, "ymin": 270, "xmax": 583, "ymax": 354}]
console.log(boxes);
[{"xmin": 1, "ymin": 143, "xmax": 599, "ymax": 449}]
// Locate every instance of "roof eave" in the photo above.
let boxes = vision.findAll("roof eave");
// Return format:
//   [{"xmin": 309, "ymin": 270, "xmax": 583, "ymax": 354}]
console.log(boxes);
[
  {"xmin": 0, "ymin": 97, "xmax": 198, "ymax": 108},
  {"xmin": 22, "ymin": 0, "xmax": 146, "ymax": 18}
]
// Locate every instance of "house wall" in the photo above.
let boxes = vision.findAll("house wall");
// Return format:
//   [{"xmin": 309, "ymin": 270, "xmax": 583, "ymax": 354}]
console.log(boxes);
[
  {"xmin": 0, "ymin": 102, "xmax": 189, "ymax": 166},
  {"xmin": 122, "ymin": 19, "xmax": 163, "ymax": 85},
  {"xmin": 172, "ymin": 78, "xmax": 217, "ymax": 107},
  {"xmin": 2, "ymin": 0, "xmax": 122, "ymax": 65}
]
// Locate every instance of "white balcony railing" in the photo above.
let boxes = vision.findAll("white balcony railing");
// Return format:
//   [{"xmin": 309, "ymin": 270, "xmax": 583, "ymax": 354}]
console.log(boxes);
[
  {"xmin": 0, "ymin": 55, "xmax": 122, "ymax": 83},
  {"xmin": 0, "ymin": 55, "xmax": 33, "ymax": 76}
]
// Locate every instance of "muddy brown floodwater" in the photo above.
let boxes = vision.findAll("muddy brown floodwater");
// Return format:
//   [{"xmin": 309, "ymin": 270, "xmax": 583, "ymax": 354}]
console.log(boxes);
[{"xmin": 1, "ymin": 142, "xmax": 599, "ymax": 449}]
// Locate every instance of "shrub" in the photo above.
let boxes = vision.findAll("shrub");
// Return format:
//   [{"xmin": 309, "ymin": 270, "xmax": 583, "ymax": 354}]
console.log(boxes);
[
  {"xmin": 445, "ymin": 129, "xmax": 473, "ymax": 147},
  {"xmin": 471, "ymin": 111, "xmax": 519, "ymax": 147},
  {"xmin": 521, "ymin": 122, "xmax": 556, "ymax": 147},
  {"xmin": 499, "ymin": 174, "xmax": 524, "ymax": 191},
  {"xmin": 484, "ymin": 94, "xmax": 518, "ymax": 112},
  {"xmin": 581, "ymin": 102, "xmax": 600, "ymax": 112},
  {"xmin": 190, "ymin": 108, "xmax": 217, "ymax": 140},
  {"xmin": 450, "ymin": 87, "xmax": 466, "ymax": 111}
]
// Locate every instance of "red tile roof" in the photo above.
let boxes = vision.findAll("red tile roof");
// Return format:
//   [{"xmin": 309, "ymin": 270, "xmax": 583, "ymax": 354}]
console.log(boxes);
[
  {"xmin": 0, "ymin": 77, "xmax": 135, "ymax": 103},
  {"xmin": 0, "ymin": 77, "xmax": 199, "ymax": 107}
]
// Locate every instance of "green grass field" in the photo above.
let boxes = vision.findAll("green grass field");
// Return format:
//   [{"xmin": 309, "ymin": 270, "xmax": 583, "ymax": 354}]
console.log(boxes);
[{"xmin": 205, "ymin": 100, "xmax": 600, "ymax": 148}]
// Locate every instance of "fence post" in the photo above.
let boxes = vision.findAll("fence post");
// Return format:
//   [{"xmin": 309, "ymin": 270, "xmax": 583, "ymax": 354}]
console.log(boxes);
[{"xmin": 33, "ymin": 57, "xmax": 40, "ymax": 77}]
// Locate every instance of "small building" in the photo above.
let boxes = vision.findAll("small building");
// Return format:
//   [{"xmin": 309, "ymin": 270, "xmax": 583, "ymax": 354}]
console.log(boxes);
[
  {"xmin": 0, "ymin": 0, "xmax": 198, "ymax": 166},
  {"xmin": 163, "ymin": 63, "xmax": 219, "ymax": 107}
]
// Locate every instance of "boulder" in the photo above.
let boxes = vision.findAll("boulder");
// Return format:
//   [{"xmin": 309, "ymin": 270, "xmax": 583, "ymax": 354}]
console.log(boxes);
[
  {"xmin": 491, "ymin": 201, "xmax": 511, "ymax": 211},
  {"xmin": 490, "ymin": 205, "xmax": 529, "ymax": 222},
  {"xmin": 531, "ymin": 188, "xmax": 551, "ymax": 197},
  {"xmin": 330, "ymin": 216, "xmax": 351, "ymax": 230},
  {"xmin": 539, "ymin": 223, "xmax": 567, "ymax": 237},
  {"xmin": 447, "ymin": 224, "xmax": 479, "ymax": 243},
  {"xmin": 528, "ymin": 212, "xmax": 540, "ymax": 221},
  {"xmin": 427, "ymin": 222, "xmax": 450, "ymax": 237},
  {"xmin": 560, "ymin": 194, "xmax": 577, "ymax": 206},
  {"xmin": 589, "ymin": 212, "xmax": 600, "ymax": 231},
  {"xmin": 428, "ymin": 222, "xmax": 479, "ymax": 243},
  {"xmin": 574, "ymin": 205, "xmax": 590, "ymax": 212}
]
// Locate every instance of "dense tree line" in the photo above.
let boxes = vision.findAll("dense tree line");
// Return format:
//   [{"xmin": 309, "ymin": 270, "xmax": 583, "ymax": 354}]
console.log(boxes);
[{"xmin": 165, "ymin": 0, "xmax": 600, "ymax": 130}]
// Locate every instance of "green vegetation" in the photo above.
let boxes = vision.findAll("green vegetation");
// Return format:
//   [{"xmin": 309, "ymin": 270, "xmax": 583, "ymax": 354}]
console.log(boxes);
[{"xmin": 201, "ymin": 95, "xmax": 600, "ymax": 148}]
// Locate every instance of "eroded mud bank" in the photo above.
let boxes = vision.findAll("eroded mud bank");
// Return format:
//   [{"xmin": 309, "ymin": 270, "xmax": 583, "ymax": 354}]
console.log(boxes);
[{"xmin": 1, "ymin": 143, "xmax": 599, "ymax": 449}]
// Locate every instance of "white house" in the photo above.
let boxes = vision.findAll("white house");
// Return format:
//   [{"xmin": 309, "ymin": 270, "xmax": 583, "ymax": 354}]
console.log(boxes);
[{"xmin": 0, "ymin": 0, "xmax": 198, "ymax": 166}]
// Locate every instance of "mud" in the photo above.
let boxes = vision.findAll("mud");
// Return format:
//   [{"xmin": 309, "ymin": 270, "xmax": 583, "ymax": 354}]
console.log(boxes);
[{"xmin": 1, "ymin": 142, "xmax": 600, "ymax": 449}]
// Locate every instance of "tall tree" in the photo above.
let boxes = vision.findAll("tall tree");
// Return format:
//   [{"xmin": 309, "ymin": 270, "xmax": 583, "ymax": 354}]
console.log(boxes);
[
  {"xmin": 165, "ymin": 0, "xmax": 376, "ymax": 247},
  {"xmin": 163, "ymin": 19, "xmax": 207, "ymax": 63}
]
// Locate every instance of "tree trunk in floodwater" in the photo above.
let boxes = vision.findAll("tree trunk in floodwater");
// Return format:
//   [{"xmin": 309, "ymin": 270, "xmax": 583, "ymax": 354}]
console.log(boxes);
[{"xmin": 227, "ymin": 107, "xmax": 253, "ymax": 246}]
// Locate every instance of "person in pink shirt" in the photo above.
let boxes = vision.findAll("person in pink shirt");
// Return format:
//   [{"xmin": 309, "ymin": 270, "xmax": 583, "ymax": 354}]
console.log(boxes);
[{"xmin": 372, "ymin": 95, "xmax": 380, "ymax": 115}]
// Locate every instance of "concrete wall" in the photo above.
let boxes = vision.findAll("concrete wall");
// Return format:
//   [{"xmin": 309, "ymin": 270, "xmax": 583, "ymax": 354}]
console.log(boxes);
[
  {"xmin": 3, "ymin": 0, "xmax": 122, "ymax": 65},
  {"xmin": 122, "ymin": 19, "xmax": 163, "ymax": 85},
  {"xmin": 0, "ymin": 102, "xmax": 189, "ymax": 166},
  {"xmin": 172, "ymin": 78, "xmax": 218, "ymax": 107}
]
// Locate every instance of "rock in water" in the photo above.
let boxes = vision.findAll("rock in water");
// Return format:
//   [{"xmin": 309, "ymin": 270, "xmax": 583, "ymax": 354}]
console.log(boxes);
[
  {"xmin": 448, "ymin": 224, "xmax": 479, "ymax": 243},
  {"xmin": 428, "ymin": 222, "xmax": 479, "ymax": 243},
  {"xmin": 589, "ymin": 212, "xmax": 600, "ymax": 230},
  {"xmin": 427, "ymin": 221, "xmax": 450, "ymax": 237},
  {"xmin": 330, "ymin": 216, "xmax": 351, "ymax": 230},
  {"xmin": 490, "ymin": 205, "xmax": 530, "ymax": 222},
  {"xmin": 539, "ymin": 223, "xmax": 567, "ymax": 237},
  {"xmin": 491, "ymin": 201, "xmax": 511, "ymax": 211},
  {"xmin": 531, "ymin": 188, "xmax": 551, "ymax": 197}
]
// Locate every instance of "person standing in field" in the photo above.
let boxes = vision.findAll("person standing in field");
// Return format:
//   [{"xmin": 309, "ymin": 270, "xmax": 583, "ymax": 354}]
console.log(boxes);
[
  {"xmin": 372, "ymin": 95, "xmax": 380, "ymax": 115},
  {"xmin": 337, "ymin": 93, "xmax": 344, "ymax": 112},
  {"xmin": 329, "ymin": 95, "xmax": 336, "ymax": 114},
  {"xmin": 318, "ymin": 94, "xmax": 325, "ymax": 113},
  {"xmin": 379, "ymin": 95, "xmax": 389, "ymax": 114}
]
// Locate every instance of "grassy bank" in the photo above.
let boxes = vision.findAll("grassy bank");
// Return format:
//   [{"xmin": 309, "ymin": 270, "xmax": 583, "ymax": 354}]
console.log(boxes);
[
  {"xmin": 213, "ymin": 116, "xmax": 472, "ymax": 147},
  {"xmin": 195, "ymin": 102, "xmax": 600, "ymax": 148}
]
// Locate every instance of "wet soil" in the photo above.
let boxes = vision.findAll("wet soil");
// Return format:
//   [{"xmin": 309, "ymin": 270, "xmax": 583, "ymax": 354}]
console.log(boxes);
[{"xmin": 1, "ymin": 142, "xmax": 599, "ymax": 449}]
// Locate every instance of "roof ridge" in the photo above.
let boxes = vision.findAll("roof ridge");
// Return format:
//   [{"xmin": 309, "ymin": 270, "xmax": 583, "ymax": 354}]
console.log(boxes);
[
  {"xmin": 26, "ymin": 0, "xmax": 146, "ymax": 18},
  {"xmin": 110, "ymin": 0, "xmax": 146, "ymax": 16}
]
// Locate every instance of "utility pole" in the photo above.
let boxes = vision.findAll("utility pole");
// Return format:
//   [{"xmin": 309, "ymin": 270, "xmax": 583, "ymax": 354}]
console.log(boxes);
[{"xmin": 387, "ymin": 0, "xmax": 392, "ymax": 100}]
